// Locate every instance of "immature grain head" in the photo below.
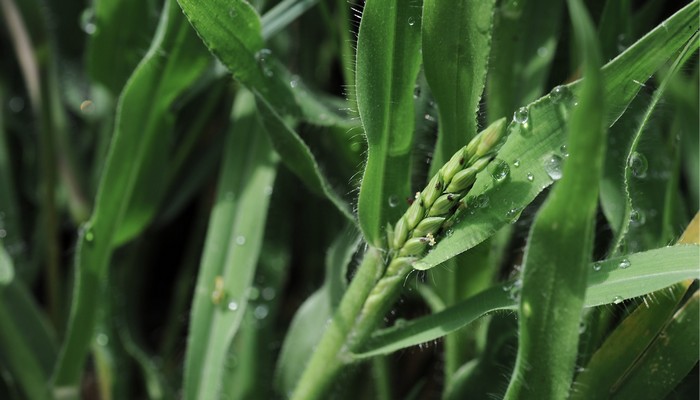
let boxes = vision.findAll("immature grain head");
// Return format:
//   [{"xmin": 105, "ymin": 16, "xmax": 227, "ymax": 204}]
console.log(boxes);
[{"xmin": 385, "ymin": 117, "xmax": 507, "ymax": 275}]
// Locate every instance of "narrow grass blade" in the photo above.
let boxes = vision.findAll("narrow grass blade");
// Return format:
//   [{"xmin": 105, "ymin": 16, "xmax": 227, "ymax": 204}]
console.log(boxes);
[
  {"xmin": 423, "ymin": 0, "xmax": 495, "ymax": 172},
  {"xmin": 355, "ymin": 0, "xmax": 423, "ymax": 246},
  {"xmin": 261, "ymin": 0, "xmax": 319, "ymax": 40},
  {"xmin": 0, "ymin": 245, "xmax": 57, "ymax": 400},
  {"xmin": 503, "ymin": 0, "xmax": 604, "ymax": 397},
  {"xmin": 52, "ymin": 0, "xmax": 211, "ymax": 391},
  {"xmin": 487, "ymin": 0, "xmax": 564, "ymax": 121},
  {"xmin": 183, "ymin": 90, "xmax": 278, "ymax": 400},
  {"xmin": 414, "ymin": 1, "xmax": 700, "ymax": 270},
  {"xmin": 608, "ymin": 33, "xmax": 699, "ymax": 254},
  {"xmin": 354, "ymin": 245, "xmax": 700, "ymax": 358},
  {"xmin": 254, "ymin": 94, "xmax": 355, "ymax": 222},
  {"xmin": 571, "ymin": 214, "xmax": 700, "ymax": 399},
  {"xmin": 609, "ymin": 291, "xmax": 699, "ymax": 400}
]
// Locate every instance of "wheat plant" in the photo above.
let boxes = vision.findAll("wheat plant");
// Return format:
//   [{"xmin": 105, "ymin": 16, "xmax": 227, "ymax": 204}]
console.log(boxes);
[{"xmin": 0, "ymin": 0, "xmax": 698, "ymax": 399}]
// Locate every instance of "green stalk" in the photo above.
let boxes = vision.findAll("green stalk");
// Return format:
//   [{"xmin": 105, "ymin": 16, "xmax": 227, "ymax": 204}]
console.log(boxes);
[{"xmin": 290, "ymin": 248, "xmax": 384, "ymax": 400}]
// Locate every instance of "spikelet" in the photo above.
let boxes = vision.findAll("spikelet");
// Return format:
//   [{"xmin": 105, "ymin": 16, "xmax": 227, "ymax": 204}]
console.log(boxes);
[{"xmin": 386, "ymin": 117, "xmax": 507, "ymax": 274}]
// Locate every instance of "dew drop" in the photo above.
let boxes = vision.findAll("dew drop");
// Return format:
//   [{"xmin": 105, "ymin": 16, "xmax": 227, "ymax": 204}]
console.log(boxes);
[
  {"xmin": 513, "ymin": 159, "xmax": 521, "ymax": 168},
  {"xmin": 408, "ymin": 16, "xmax": 416, "ymax": 26},
  {"xmin": 235, "ymin": 235, "xmax": 246, "ymax": 245},
  {"xmin": 628, "ymin": 152, "xmax": 648, "ymax": 178},
  {"xmin": 255, "ymin": 48, "xmax": 274, "ymax": 77},
  {"xmin": 612, "ymin": 296, "xmax": 624, "ymax": 305},
  {"xmin": 8, "ymin": 97, "xmax": 24, "ymax": 113},
  {"xmin": 80, "ymin": 8, "xmax": 97, "ymax": 35},
  {"xmin": 490, "ymin": 159, "xmax": 510, "ymax": 183},
  {"xmin": 254, "ymin": 305, "xmax": 269, "ymax": 319},
  {"xmin": 526, "ymin": 172, "xmax": 534, "ymax": 182},
  {"xmin": 549, "ymin": 85, "xmax": 572, "ymax": 104},
  {"xmin": 560, "ymin": 144, "xmax": 569, "ymax": 157},
  {"xmin": 630, "ymin": 209, "xmax": 646, "ymax": 227},
  {"xmin": 388, "ymin": 195, "xmax": 399, "ymax": 208},
  {"xmin": 618, "ymin": 258, "xmax": 631, "ymax": 269},
  {"xmin": 592, "ymin": 262, "xmax": 602, "ymax": 272},
  {"xmin": 505, "ymin": 207, "xmax": 521, "ymax": 223},
  {"xmin": 95, "ymin": 333, "xmax": 109, "ymax": 346},
  {"xmin": 262, "ymin": 287, "xmax": 276, "ymax": 300},
  {"xmin": 543, "ymin": 154, "xmax": 564, "ymax": 181},
  {"xmin": 227, "ymin": 301, "xmax": 239, "ymax": 311},
  {"xmin": 289, "ymin": 75, "xmax": 300, "ymax": 88},
  {"xmin": 513, "ymin": 107, "xmax": 529, "ymax": 124},
  {"xmin": 475, "ymin": 194, "xmax": 489, "ymax": 208},
  {"xmin": 85, "ymin": 228, "xmax": 95, "ymax": 243},
  {"xmin": 413, "ymin": 85, "xmax": 421, "ymax": 99},
  {"xmin": 444, "ymin": 229, "xmax": 454, "ymax": 238}
]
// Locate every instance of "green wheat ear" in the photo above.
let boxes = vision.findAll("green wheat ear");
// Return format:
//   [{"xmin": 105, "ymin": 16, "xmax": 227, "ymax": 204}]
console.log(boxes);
[{"xmin": 385, "ymin": 117, "xmax": 507, "ymax": 275}]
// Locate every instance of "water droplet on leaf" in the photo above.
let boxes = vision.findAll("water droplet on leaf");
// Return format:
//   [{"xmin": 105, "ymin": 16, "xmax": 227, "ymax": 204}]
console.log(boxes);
[
  {"xmin": 526, "ymin": 172, "xmax": 534, "ymax": 182},
  {"xmin": 227, "ymin": 301, "xmax": 239, "ymax": 311},
  {"xmin": 255, "ymin": 49, "xmax": 274, "ymax": 77},
  {"xmin": 513, "ymin": 107, "xmax": 529, "ymax": 124},
  {"xmin": 544, "ymin": 154, "xmax": 564, "ymax": 181},
  {"xmin": 560, "ymin": 144, "xmax": 569, "ymax": 157},
  {"xmin": 235, "ymin": 235, "xmax": 246, "ymax": 245},
  {"xmin": 408, "ymin": 16, "xmax": 416, "ymax": 26},
  {"xmin": 549, "ymin": 85, "xmax": 572, "ymax": 104},
  {"xmin": 490, "ymin": 159, "xmax": 510, "ymax": 183},
  {"xmin": 592, "ymin": 262, "xmax": 602, "ymax": 272},
  {"xmin": 630, "ymin": 209, "xmax": 646, "ymax": 226},
  {"xmin": 388, "ymin": 195, "xmax": 399, "ymax": 208},
  {"xmin": 628, "ymin": 152, "xmax": 648, "ymax": 178},
  {"xmin": 513, "ymin": 159, "xmax": 521, "ymax": 168},
  {"xmin": 612, "ymin": 296, "xmax": 624, "ymax": 304},
  {"xmin": 618, "ymin": 258, "xmax": 630, "ymax": 269}
]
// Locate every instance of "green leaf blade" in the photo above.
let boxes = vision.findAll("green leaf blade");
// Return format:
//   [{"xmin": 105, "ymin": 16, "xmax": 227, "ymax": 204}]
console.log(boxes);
[{"xmin": 355, "ymin": 0, "xmax": 423, "ymax": 246}]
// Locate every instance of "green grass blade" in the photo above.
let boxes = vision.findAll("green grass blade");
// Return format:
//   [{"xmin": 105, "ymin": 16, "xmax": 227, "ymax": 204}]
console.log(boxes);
[
  {"xmin": 355, "ymin": 0, "xmax": 423, "ymax": 246},
  {"xmin": 177, "ymin": 0, "xmax": 356, "ymax": 221},
  {"xmin": 87, "ymin": 0, "xmax": 158, "ymax": 95},
  {"xmin": 254, "ymin": 94, "xmax": 355, "ymax": 222},
  {"xmin": 261, "ymin": 0, "xmax": 319, "ymax": 40},
  {"xmin": 414, "ymin": 1, "xmax": 700, "ymax": 271},
  {"xmin": 608, "ymin": 34, "xmax": 699, "ymax": 254},
  {"xmin": 487, "ymin": 0, "xmax": 565, "ymax": 121},
  {"xmin": 423, "ymin": 0, "xmax": 495, "ymax": 173},
  {"xmin": 571, "ymin": 284, "xmax": 692, "ymax": 400},
  {"xmin": 52, "ymin": 0, "xmax": 211, "ymax": 392},
  {"xmin": 0, "ymin": 245, "xmax": 57, "ymax": 400},
  {"xmin": 503, "ymin": 0, "xmax": 604, "ymax": 397},
  {"xmin": 183, "ymin": 90, "xmax": 278, "ymax": 400},
  {"xmin": 609, "ymin": 291, "xmax": 699, "ymax": 400},
  {"xmin": 354, "ymin": 245, "xmax": 700, "ymax": 358}
]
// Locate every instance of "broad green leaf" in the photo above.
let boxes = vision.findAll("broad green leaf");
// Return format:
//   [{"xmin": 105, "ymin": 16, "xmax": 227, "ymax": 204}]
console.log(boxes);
[
  {"xmin": 177, "ymin": 0, "xmax": 356, "ymax": 221},
  {"xmin": 0, "ymin": 245, "xmax": 57, "ymax": 400},
  {"xmin": 354, "ymin": 245, "xmax": 700, "ymax": 358},
  {"xmin": 423, "ymin": 0, "xmax": 495, "ymax": 173},
  {"xmin": 611, "ymin": 291, "xmax": 700, "ymax": 399},
  {"xmin": 355, "ymin": 0, "xmax": 423, "ymax": 246},
  {"xmin": 275, "ymin": 227, "xmax": 359, "ymax": 394},
  {"xmin": 87, "ymin": 0, "xmax": 158, "ymax": 94},
  {"xmin": 183, "ymin": 90, "xmax": 277, "ymax": 400},
  {"xmin": 503, "ymin": 1, "xmax": 604, "ymax": 398},
  {"xmin": 53, "ymin": 1, "xmax": 211, "ymax": 392},
  {"xmin": 487, "ymin": 0, "xmax": 564, "ymax": 121},
  {"xmin": 414, "ymin": 1, "xmax": 700, "ymax": 271}
]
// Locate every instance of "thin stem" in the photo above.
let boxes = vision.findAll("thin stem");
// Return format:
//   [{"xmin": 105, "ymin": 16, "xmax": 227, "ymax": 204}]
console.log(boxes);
[{"xmin": 290, "ymin": 248, "xmax": 384, "ymax": 400}]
